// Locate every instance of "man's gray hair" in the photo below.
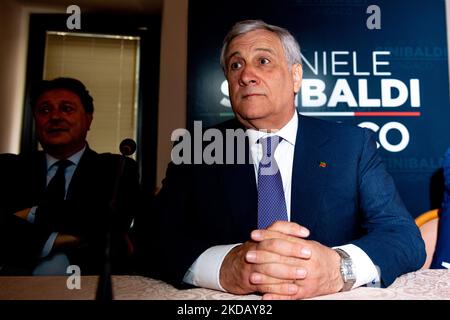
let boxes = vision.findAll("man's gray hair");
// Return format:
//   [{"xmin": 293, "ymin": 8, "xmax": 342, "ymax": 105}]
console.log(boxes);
[{"xmin": 220, "ymin": 20, "xmax": 302, "ymax": 73}]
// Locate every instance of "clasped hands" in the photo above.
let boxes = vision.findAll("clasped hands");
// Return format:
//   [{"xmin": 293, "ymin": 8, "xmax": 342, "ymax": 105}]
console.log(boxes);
[{"xmin": 219, "ymin": 221, "xmax": 344, "ymax": 300}]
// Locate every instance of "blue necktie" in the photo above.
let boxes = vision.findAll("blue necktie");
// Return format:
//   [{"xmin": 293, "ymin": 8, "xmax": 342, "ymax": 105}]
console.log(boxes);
[{"xmin": 257, "ymin": 136, "xmax": 288, "ymax": 229}]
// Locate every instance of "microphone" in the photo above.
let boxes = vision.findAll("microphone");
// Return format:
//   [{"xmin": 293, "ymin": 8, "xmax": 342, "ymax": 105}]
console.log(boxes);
[
  {"xmin": 96, "ymin": 138, "xmax": 136, "ymax": 301},
  {"xmin": 120, "ymin": 138, "xmax": 137, "ymax": 157}
]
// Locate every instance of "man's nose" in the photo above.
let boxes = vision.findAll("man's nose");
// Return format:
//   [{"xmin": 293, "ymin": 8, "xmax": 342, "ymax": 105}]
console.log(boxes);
[
  {"xmin": 239, "ymin": 65, "xmax": 259, "ymax": 86},
  {"xmin": 48, "ymin": 109, "xmax": 63, "ymax": 120}
]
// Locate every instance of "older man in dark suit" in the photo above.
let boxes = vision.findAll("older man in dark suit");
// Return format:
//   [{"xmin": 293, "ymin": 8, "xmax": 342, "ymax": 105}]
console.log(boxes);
[
  {"xmin": 137, "ymin": 20, "xmax": 425, "ymax": 299},
  {"xmin": 0, "ymin": 77, "xmax": 140, "ymax": 275}
]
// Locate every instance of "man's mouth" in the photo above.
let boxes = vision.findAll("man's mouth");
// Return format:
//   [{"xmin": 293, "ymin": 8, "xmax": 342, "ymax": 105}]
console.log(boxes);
[
  {"xmin": 242, "ymin": 93, "xmax": 264, "ymax": 99},
  {"xmin": 47, "ymin": 128, "xmax": 69, "ymax": 134}
]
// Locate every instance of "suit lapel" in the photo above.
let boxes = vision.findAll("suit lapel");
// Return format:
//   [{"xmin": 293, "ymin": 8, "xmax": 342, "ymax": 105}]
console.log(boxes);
[
  {"xmin": 66, "ymin": 147, "xmax": 97, "ymax": 200},
  {"xmin": 28, "ymin": 152, "xmax": 47, "ymax": 203},
  {"xmin": 221, "ymin": 161, "xmax": 257, "ymax": 231},
  {"xmin": 291, "ymin": 115, "xmax": 332, "ymax": 234},
  {"xmin": 219, "ymin": 120, "xmax": 258, "ymax": 232}
]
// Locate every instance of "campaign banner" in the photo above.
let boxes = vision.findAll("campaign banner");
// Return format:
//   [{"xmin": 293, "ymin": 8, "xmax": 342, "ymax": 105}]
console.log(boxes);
[{"xmin": 187, "ymin": 0, "xmax": 450, "ymax": 217}]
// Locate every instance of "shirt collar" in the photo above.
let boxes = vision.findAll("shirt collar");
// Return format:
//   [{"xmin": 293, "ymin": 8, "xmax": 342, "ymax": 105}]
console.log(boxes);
[
  {"xmin": 246, "ymin": 111, "xmax": 298, "ymax": 148},
  {"xmin": 46, "ymin": 145, "xmax": 87, "ymax": 170}
]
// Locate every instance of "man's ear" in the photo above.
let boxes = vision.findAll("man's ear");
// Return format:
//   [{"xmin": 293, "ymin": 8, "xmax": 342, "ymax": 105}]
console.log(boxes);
[{"xmin": 292, "ymin": 64, "xmax": 303, "ymax": 93}]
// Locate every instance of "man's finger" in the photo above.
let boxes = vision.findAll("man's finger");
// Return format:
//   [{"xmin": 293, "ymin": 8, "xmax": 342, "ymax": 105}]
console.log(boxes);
[
  {"xmin": 250, "ymin": 271, "xmax": 306, "ymax": 287},
  {"xmin": 262, "ymin": 292, "xmax": 300, "ymax": 300},
  {"xmin": 246, "ymin": 249, "xmax": 308, "ymax": 265},
  {"xmin": 251, "ymin": 228, "xmax": 310, "ymax": 246},
  {"xmin": 267, "ymin": 221, "xmax": 310, "ymax": 238},
  {"xmin": 254, "ymin": 237, "xmax": 312, "ymax": 259},
  {"xmin": 254, "ymin": 282, "xmax": 299, "ymax": 296},
  {"xmin": 252, "ymin": 262, "xmax": 307, "ymax": 280}
]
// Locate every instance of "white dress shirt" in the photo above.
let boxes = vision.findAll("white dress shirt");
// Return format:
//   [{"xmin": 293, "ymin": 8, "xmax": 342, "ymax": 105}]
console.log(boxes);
[{"xmin": 183, "ymin": 112, "xmax": 380, "ymax": 291}]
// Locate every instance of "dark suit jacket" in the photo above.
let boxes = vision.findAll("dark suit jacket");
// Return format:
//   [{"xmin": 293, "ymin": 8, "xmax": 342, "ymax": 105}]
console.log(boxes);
[
  {"xmin": 137, "ymin": 115, "xmax": 425, "ymax": 288},
  {"xmin": 0, "ymin": 146, "xmax": 141, "ymax": 275}
]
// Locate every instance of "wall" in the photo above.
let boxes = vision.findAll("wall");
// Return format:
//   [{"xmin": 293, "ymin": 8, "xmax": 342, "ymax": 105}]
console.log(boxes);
[
  {"xmin": 0, "ymin": 1, "xmax": 63, "ymax": 155},
  {"xmin": 0, "ymin": 0, "xmax": 28, "ymax": 154},
  {"xmin": 156, "ymin": 0, "xmax": 188, "ymax": 186}
]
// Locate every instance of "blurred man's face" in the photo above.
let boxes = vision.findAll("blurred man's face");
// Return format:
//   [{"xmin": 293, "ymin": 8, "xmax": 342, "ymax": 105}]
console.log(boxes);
[
  {"xmin": 224, "ymin": 29, "xmax": 302, "ymax": 130},
  {"xmin": 34, "ymin": 89, "xmax": 92, "ymax": 158}
]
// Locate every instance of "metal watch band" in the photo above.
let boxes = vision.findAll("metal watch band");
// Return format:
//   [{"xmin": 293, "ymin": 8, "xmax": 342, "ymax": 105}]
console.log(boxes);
[{"xmin": 334, "ymin": 248, "xmax": 356, "ymax": 292}]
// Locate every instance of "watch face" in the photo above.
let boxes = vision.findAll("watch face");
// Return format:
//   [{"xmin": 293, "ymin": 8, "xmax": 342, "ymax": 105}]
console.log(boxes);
[{"xmin": 342, "ymin": 259, "xmax": 355, "ymax": 281}]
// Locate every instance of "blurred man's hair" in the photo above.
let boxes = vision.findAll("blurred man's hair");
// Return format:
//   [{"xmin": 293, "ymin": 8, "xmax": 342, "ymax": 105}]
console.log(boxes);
[{"xmin": 30, "ymin": 77, "xmax": 94, "ymax": 114}]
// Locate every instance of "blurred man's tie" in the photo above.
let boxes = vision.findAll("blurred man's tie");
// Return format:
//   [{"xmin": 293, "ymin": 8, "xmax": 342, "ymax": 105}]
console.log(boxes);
[
  {"xmin": 257, "ymin": 136, "xmax": 288, "ymax": 229},
  {"xmin": 46, "ymin": 159, "xmax": 72, "ymax": 201}
]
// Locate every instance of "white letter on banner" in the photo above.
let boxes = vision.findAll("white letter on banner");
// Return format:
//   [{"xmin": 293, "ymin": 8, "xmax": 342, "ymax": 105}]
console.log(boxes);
[
  {"xmin": 410, "ymin": 79, "xmax": 421, "ymax": 107},
  {"xmin": 301, "ymin": 79, "xmax": 327, "ymax": 107},
  {"xmin": 381, "ymin": 79, "xmax": 408, "ymax": 107},
  {"xmin": 328, "ymin": 79, "xmax": 358, "ymax": 107}
]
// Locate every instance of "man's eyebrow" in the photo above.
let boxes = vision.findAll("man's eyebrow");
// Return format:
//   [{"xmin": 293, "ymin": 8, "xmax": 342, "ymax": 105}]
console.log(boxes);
[
  {"xmin": 254, "ymin": 47, "xmax": 275, "ymax": 55},
  {"xmin": 227, "ymin": 51, "xmax": 241, "ymax": 62},
  {"xmin": 37, "ymin": 99, "xmax": 75, "ymax": 106},
  {"xmin": 226, "ymin": 48, "xmax": 275, "ymax": 63},
  {"xmin": 36, "ymin": 100, "xmax": 51, "ymax": 106}
]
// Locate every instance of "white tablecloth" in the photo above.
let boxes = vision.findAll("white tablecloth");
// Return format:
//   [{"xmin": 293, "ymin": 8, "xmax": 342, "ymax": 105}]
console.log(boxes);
[{"xmin": 0, "ymin": 269, "xmax": 449, "ymax": 300}]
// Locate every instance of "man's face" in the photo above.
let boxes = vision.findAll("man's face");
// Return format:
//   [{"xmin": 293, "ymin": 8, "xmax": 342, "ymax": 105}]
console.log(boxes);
[
  {"xmin": 224, "ymin": 29, "xmax": 302, "ymax": 130},
  {"xmin": 34, "ymin": 89, "xmax": 93, "ymax": 157}
]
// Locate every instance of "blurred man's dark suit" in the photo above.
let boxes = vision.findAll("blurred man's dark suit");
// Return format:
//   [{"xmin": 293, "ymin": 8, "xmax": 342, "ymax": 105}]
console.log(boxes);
[{"xmin": 0, "ymin": 146, "xmax": 140, "ymax": 275}]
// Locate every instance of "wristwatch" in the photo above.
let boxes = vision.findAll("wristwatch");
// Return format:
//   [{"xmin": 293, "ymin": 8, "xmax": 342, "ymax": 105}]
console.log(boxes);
[{"xmin": 334, "ymin": 248, "xmax": 356, "ymax": 292}]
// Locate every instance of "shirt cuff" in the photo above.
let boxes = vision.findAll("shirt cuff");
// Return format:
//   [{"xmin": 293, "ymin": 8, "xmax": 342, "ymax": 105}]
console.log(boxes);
[
  {"xmin": 27, "ymin": 206, "xmax": 38, "ymax": 224},
  {"xmin": 333, "ymin": 244, "xmax": 380, "ymax": 289},
  {"xmin": 183, "ymin": 244, "xmax": 241, "ymax": 291},
  {"xmin": 40, "ymin": 232, "xmax": 58, "ymax": 258}
]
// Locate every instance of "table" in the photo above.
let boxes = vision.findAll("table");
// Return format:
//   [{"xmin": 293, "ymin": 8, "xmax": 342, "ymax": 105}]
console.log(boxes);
[
  {"xmin": 313, "ymin": 269, "xmax": 450, "ymax": 300},
  {"xmin": 0, "ymin": 269, "xmax": 449, "ymax": 300}
]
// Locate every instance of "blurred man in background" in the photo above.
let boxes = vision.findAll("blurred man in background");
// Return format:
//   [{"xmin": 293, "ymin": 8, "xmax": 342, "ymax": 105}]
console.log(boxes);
[{"xmin": 0, "ymin": 77, "xmax": 140, "ymax": 275}]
